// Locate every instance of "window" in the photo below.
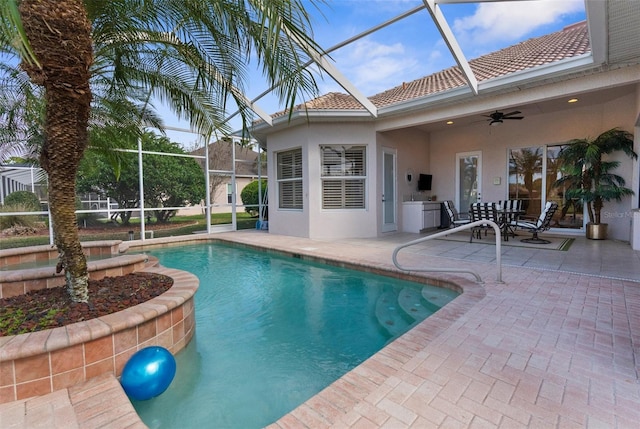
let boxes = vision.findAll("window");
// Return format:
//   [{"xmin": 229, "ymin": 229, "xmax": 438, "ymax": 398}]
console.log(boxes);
[
  {"xmin": 226, "ymin": 183, "xmax": 233, "ymax": 204},
  {"xmin": 321, "ymin": 145, "xmax": 366, "ymax": 209},
  {"xmin": 277, "ymin": 149, "xmax": 303, "ymax": 209}
]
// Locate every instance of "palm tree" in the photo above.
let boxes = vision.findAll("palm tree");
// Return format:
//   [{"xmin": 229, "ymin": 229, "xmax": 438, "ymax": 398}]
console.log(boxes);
[
  {"xmin": 555, "ymin": 128, "xmax": 637, "ymax": 226},
  {"xmin": 12, "ymin": 1, "xmax": 94, "ymax": 302},
  {"xmin": 2, "ymin": 0, "xmax": 323, "ymax": 302}
]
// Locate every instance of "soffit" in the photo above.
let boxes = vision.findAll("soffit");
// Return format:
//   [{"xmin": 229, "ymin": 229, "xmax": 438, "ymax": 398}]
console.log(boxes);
[{"xmin": 405, "ymin": 82, "xmax": 636, "ymax": 133}]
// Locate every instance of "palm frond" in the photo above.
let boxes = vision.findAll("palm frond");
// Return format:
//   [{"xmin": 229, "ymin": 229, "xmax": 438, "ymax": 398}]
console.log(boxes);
[{"xmin": 0, "ymin": 0, "xmax": 40, "ymax": 66}]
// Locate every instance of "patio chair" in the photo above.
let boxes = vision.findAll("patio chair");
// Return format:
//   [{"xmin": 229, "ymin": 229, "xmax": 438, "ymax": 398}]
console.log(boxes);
[
  {"xmin": 498, "ymin": 199, "xmax": 523, "ymax": 239},
  {"xmin": 443, "ymin": 200, "xmax": 471, "ymax": 228},
  {"xmin": 469, "ymin": 202, "xmax": 498, "ymax": 242},
  {"xmin": 510, "ymin": 201, "xmax": 559, "ymax": 244}
]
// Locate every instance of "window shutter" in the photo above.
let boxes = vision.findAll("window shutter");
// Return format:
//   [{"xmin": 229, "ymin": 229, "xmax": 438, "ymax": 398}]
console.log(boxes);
[
  {"xmin": 320, "ymin": 146, "xmax": 366, "ymax": 209},
  {"xmin": 277, "ymin": 149, "xmax": 303, "ymax": 209},
  {"xmin": 344, "ymin": 179, "xmax": 365, "ymax": 208}
]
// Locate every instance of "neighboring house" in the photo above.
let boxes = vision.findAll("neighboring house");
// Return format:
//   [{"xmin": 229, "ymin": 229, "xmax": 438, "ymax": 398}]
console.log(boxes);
[
  {"xmin": 252, "ymin": 4, "xmax": 640, "ymax": 242},
  {"xmin": 190, "ymin": 139, "xmax": 266, "ymax": 214}
]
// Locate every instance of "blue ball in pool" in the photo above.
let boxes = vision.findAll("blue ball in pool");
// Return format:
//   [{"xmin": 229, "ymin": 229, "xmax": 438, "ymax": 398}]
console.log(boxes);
[{"xmin": 121, "ymin": 346, "xmax": 177, "ymax": 401}]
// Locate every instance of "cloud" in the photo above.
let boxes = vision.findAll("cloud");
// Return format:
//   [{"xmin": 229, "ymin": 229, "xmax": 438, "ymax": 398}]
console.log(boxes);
[
  {"xmin": 324, "ymin": 39, "xmax": 413, "ymax": 95},
  {"xmin": 452, "ymin": 0, "xmax": 584, "ymax": 53},
  {"xmin": 317, "ymin": 34, "xmax": 458, "ymax": 97}
]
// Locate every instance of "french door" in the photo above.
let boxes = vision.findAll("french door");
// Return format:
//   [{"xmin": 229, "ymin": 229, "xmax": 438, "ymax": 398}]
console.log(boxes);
[{"xmin": 455, "ymin": 151, "xmax": 481, "ymax": 216}]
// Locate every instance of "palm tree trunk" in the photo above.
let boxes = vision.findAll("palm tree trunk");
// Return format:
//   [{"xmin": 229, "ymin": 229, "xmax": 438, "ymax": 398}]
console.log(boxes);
[
  {"xmin": 19, "ymin": 0, "xmax": 93, "ymax": 302},
  {"xmin": 46, "ymin": 89, "xmax": 90, "ymax": 302}
]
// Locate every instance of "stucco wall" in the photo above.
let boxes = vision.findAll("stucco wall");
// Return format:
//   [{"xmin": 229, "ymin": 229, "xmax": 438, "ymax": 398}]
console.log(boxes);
[
  {"xmin": 428, "ymin": 91, "xmax": 639, "ymax": 240},
  {"xmin": 266, "ymin": 126, "xmax": 310, "ymax": 237},
  {"xmin": 377, "ymin": 128, "xmax": 431, "ymax": 234},
  {"xmin": 267, "ymin": 122, "xmax": 380, "ymax": 239},
  {"xmin": 307, "ymin": 123, "xmax": 378, "ymax": 239},
  {"xmin": 378, "ymin": 128, "xmax": 431, "ymax": 199},
  {"xmin": 261, "ymin": 75, "xmax": 640, "ymax": 241}
]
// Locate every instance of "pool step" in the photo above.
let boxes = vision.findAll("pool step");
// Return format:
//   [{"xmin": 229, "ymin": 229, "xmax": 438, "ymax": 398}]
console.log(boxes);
[
  {"xmin": 375, "ymin": 291, "xmax": 412, "ymax": 337},
  {"xmin": 421, "ymin": 285, "xmax": 459, "ymax": 308},
  {"xmin": 375, "ymin": 286, "xmax": 458, "ymax": 338},
  {"xmin": 397, "ymin": 287, "xmax": 436, "ymax": 321}
]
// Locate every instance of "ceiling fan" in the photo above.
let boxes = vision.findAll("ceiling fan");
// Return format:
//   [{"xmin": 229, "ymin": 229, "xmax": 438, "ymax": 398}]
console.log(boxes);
[{"xmin": 485, "ymin": 110, "xmax": 524, "ymax": 126}]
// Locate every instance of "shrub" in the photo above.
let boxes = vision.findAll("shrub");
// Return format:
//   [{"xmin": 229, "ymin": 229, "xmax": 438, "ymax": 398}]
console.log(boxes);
[
  {"xmin": 0, "ymin": 191, "xmax": 43, "ymax": 230},
  {"xmin": 0, "ymin": 203, "xmax": 42, "ymax": 229},
  {"xmin": 240, "ymin": 179, "xmax": 268, "ymax": 218},
  {"xmin": 3, "ymin": 191, "xmax": 41, "ymax": 211}
]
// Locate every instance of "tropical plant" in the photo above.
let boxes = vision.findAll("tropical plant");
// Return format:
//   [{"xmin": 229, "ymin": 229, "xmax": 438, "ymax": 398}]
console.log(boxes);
[
  {"xmin": 78, "ymin": 132, "xmax": 206, "ymax": 224},
  {"xmin": 240, "ymin": 179, "xmax": 268, "ymax": 218},
  {"xmin": 1, "ymin": 0, "xmax": 322, "ymax": 302},
  {"xmin": 554, "ymin": 128, "xmax": 638, "ymax": 225}
]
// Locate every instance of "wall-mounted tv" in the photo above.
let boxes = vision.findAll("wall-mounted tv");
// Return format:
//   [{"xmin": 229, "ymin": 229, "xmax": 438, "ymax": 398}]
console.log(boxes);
[{"xmin": 418, "ymin": 174, "xmax": 432, "ymax": 191}]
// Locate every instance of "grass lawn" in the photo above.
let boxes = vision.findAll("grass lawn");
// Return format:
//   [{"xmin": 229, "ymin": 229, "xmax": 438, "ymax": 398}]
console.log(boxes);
[{"xmin": 0, "ymin": 212, "xmax": 259, "ymax": 249}]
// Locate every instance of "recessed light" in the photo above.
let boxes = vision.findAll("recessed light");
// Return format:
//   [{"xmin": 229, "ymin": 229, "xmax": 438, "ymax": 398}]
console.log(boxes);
[
  {"xmin": 568, "ymin": 98, "xmax": 578, "ymax": 103},
  {"xmin": 446, "ymin": 121, "xmax": 454, "ymax": 125}
]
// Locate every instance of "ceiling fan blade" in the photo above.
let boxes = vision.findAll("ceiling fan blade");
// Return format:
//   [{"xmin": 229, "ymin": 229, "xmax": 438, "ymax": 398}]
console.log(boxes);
[
  {"xmin": 481, "ymin": 110, "xmax": 523, "ymax": 125},
  {"xmin": 502, "ymin": 111, "xmax": 522, "ymax": 117}
]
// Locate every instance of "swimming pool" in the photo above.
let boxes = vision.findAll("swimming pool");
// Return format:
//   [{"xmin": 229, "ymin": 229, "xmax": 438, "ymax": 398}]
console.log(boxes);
[{"xmin": 133, "ymin": 242, "xmax": 457, "ymax": 428}]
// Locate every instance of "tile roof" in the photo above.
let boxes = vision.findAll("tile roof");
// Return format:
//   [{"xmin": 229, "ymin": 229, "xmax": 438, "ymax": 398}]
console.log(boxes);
[{"xmin": 274, "ymin": 21, "xmax": 590, "ymax": 116}]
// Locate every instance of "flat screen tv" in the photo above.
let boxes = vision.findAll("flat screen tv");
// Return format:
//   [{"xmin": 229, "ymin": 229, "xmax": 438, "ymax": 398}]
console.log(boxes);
[{"xmin": 418, "ymin": 174, "xmax": 432, "ymax": 191}]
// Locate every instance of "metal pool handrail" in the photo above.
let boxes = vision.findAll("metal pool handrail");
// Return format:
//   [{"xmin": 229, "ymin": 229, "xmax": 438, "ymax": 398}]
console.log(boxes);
[{"xmin": 392, "ymin": 220, "xmax": 503, "ymax": 283}]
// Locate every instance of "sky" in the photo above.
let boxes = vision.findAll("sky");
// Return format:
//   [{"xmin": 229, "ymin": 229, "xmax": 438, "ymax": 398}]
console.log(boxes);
[{"xmin": 159, "ymin": 0, "xmax": 587, "ymax": 147}]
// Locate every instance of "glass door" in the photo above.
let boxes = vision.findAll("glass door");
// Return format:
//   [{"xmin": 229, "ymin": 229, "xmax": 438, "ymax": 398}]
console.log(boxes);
[
  {"xmin": 456, "ymin": 151, "xmax": 481, "ymax": 216},
  {"xmin": 546, "ymin": 144, "xmax": 583, "ymax": 230},
  {"xmin": 382, "ymin": 148, "xmax": 397, "ymax": 232},
  {"xmin": 508, "ymin": 147, "xmax": 543, "ymax": 218},
  {"xmin": 508, "ymin": 145, "xmax": 583, "ymax": 230}
]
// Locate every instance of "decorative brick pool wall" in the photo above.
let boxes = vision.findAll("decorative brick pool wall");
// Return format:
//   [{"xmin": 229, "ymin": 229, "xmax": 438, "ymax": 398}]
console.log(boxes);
[
  {"xmin": 0, "ymin": 241, "xmax": 127, "ymax": 298},
  {"xmin": 0, "ymin": 265, "xmax": 198, "ymax": 404}
]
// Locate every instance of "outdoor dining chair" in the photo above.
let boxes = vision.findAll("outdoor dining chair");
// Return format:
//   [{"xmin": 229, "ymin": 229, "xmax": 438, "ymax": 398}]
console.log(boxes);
[
  {"xmin": 509, "ymin": 201, "xmax": 559, "ymax": 244},
  {"xmin": 498, "ymin": 199, "xmax": 523, "ymax": 239},
  {"xmin": 469, "ymin": 202, "xmax": 498, "ymax": 242},
  {"xmin": 443, "ymin": 200, "xmax": 471, "ymax": 228}
]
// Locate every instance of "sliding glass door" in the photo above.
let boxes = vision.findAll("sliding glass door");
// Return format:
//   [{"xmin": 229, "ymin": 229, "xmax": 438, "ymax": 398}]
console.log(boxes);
[{"xmin": 508, "ymin": 145, "xmax": 583, "ymax": 230}]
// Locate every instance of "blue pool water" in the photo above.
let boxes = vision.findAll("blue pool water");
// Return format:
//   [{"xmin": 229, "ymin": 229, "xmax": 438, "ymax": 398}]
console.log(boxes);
[{"xmin": 133, "ymin": 243, "xmax": 457, "ymax": 428}]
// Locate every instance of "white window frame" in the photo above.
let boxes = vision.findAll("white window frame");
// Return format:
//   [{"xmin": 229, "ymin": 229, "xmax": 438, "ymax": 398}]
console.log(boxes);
[
  {"xmin": 276, "ymin": 148, "xmax": 303, "ymax": 210},
  {"xmin": 320, "ymin": 145, "xmax": 367, "ymax": 210},
  {"xmin": 226, "ymin": 183, "xmax": 234, "ymax": 204}
]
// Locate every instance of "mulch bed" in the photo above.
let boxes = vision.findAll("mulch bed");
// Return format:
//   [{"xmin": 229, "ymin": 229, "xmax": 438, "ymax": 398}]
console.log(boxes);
[
  {"xmin": 0, "ymin": 272, "xmax": 173, "ymax": 336},
  {"xmin": 1, "ymin": 220, "xmax": 198, "ymax": 239}
]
